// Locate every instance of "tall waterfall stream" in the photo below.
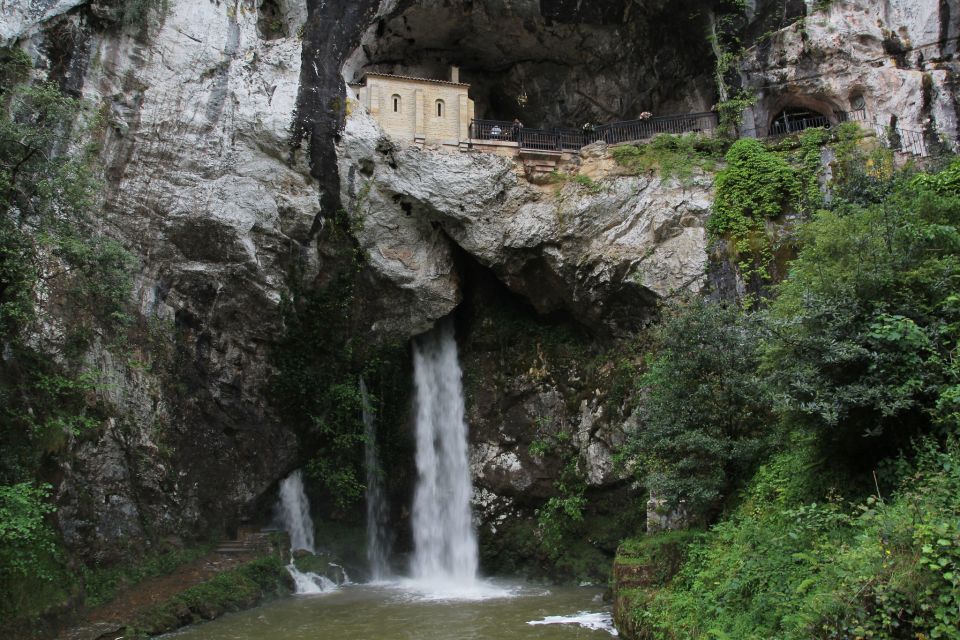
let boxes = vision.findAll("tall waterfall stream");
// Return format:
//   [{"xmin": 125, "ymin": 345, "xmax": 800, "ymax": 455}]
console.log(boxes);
[
  {"xmin": 171, "ymin": 321, "xmax": 616, "ymax": 638},
  {"xmin": 410, "ymin": 320, "xmax": 479, "ymax": 589}
]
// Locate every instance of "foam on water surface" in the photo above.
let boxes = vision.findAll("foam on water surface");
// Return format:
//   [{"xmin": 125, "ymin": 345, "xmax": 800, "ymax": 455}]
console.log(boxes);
[{"xmin": 528, "ymin": 611, "xmax": 619, "ymax": 636}]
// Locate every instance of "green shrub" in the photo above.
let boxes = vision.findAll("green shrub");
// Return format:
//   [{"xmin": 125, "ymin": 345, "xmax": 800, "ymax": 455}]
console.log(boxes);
[
  {"xmin": 708, "ymin": 138, "xmax": 802, "ymax": 285},
  {"xmin": 80, "ymin": 544, "xmax": 214, "ymax": 608},
  {"xmin": 0, "ymin": 483, "xmax": 64, "ymax": 620},
  {"xmin": 763, "ymin": 178, "xmax": 960, "ymax": 456},
  {"xmin": 0, "ymin": 51, "xmax": 135, "ymax": 623},
  {"xmin": 913, "ymin": 157, "xmax": 960, "ymax": 196},
  {"xmin": 572, "ymin": 173, "xmax": 603, "ymax": 193},
  {"xmin": 536, "ymin": 459, "xmax": 587, "ymax": 552},
  {"xmin": 271, "ymin": 272, "xmax": 410, "ymax": 509},
  {"xmin": 636, "ymin": 439, "xmax": 960, "ymax": 640},
  {"xmin": 136, "ymin": 556, "xmax": 291, "ymax": 635}
]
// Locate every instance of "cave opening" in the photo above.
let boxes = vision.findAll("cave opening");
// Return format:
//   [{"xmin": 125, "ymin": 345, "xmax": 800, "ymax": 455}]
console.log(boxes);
[
  {"xmin": 768, "ymin": 105, "xmax": 834, "ymax": 136},
  {"xmin": 347, "ymin": 0, "xmax": 723, "ymax": 130},
  {"xmin": 257, "ymin": 0, "xmax": 287, "ymax": 40}
]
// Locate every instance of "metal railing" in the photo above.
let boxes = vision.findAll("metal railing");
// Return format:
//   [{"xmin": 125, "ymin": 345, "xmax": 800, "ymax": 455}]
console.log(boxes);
[
  {"xmin": 595, "ymin": 112, "xmax": 718, "ymax": 145},
  {"xmin": 470, "ymin": 108, "xmax": 930, "ymax": 157},
  {"xmin": 470, "ymin": 111, "xmax": 719, "ymax": 152},
  {"xmin": 840, "ymin": 109, "xmax": 929, "ymax": 157},
  {"xmin": 767, "ymin": 108, "xmax": 868, "ymax": 138},
  {"xmin": 769, "ymin": 113, "xmax": 832, "ymax": 136},
  {"xmin": 837, "ymin": 108, "xmax": 868, "ymax": 123},
  {"xmin": 861, "ymin": 121, "xmax": 928, "ymax": 157},
  {"xmin": 470, "ymin": 119, "xmax": 518, "ymax": 142}
]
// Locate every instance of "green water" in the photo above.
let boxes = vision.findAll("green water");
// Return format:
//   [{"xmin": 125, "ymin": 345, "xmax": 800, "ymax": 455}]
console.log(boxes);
[{"xmin": 164, "ymin": 581, "xmax": 617, "ymax": 639}]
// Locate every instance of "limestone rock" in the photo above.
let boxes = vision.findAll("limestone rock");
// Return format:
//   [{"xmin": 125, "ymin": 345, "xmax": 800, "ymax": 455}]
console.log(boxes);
[
  {"xmin": 19, "ymin": 0, "xmax": 313, "ymax": 560},
  {"xmin": 339, "ymin": 108, "xmax": 713, "ymax": 335},
  {"xmin": 0, "ymin": 0, "xmax": 87, "ymax": 45},
  {"xmin": 741, "ymin": 0, "xmax": 960, "ymax": 146}
]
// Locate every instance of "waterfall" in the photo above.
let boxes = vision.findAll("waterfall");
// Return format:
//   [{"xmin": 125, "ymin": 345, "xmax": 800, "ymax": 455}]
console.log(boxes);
[
  {"xmin": 277, "ymin": 470, "xmax": 335, "ymax": 595},
  {"xmin": 278, "ymin": 469, "xmax": 315, "ymax": 553},
  {"xmin": 361, "ymin": 376, "xmax": 391, "ymax": 581},
  {"xmin": 410, "ymin": 320, "xmax": 479, "ymax": 585}
]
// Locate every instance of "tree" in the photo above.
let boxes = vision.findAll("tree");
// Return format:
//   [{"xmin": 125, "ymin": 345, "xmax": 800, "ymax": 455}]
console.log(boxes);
[
  {"xmin": 630, "ymin": 298, "xmax": 772, "ymax": 518},
  {"xmin": 763, "ymin": 172, "xmax": 960, "ymax": 459}
]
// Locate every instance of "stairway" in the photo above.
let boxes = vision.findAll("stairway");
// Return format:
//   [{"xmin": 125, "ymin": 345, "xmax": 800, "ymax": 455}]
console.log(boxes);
[
  {"xmin": 518, "ymin": 149, "xmax": 564, "ymax": 182},
  {"xmin": 215, "ymin": 527, "xmax": 284, "ymax": 555}
]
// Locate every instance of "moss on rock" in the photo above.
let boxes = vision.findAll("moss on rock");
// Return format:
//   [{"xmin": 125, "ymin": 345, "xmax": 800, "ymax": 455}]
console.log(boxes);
[
  {"xmin": 132, "ymin": 555, "xmax": 292, "ymax": 636},
  {"xmin": 612, "ymin": 531, "xmax": 699, "ymax": 639}
]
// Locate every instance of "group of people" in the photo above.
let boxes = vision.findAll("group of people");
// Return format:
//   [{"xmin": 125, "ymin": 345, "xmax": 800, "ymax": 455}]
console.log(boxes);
[
  {"xmin": 487, "ymin": 111, "xmax": 655, "ymax": 142},
  {"xmin": 489, "ymin": 118, "xmax": 524, "ymax": 140}
]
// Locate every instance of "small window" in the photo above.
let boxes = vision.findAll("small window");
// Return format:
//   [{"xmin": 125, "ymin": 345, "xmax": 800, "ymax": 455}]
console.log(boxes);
[
  {"xmin": 436, "ymin": 100, "xmax": 445, "ymax": 118},
  {"xmin": 392, "ymin": 94, "xmax": 401, "ymax": 113}
]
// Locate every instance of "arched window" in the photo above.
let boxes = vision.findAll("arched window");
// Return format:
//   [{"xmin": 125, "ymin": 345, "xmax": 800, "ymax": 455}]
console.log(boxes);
[
  {"xmin": 392, "ymin": 94, "xmax": 401, "ymax": 113},
  {"xmin": 436, "ymin": 99, "xmax": 445, "ymax": 118}
]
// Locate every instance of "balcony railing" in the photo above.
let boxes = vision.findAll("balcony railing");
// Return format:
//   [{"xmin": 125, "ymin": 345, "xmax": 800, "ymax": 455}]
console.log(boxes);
[
  {"xmin": 470, "ymin": 112, "xmax": 719, "ymax": 152},
  {"xmin": 767, "ymin": 109, "xmax": 868, "ymax": 137},
  {"xmin": 469, "ymin": 108, "xmax": 930, "ymax": 157},
  {"xmin": 861, "ymin": 121, "xmax": 928, "ymax": 157},
  {"xmin": 594, "ymin": 112, "xmax": 718, "ymax": 145}
]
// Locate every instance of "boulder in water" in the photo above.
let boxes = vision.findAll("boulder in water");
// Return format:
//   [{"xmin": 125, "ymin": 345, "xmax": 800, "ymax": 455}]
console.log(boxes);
[{"xmin": 293, "ymin": 552, "xmax": 349, "ymax": 585}]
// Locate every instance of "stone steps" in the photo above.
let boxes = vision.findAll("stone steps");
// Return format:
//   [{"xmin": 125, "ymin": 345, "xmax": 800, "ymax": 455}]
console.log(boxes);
[{"xmin": 215, "ymin": 531, "xmax": 279, "ymax": 555}]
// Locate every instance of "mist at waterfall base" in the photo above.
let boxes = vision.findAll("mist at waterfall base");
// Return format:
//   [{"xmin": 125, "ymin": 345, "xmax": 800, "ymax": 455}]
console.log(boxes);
[{"xmin": 239, "ymin": 321, "xmax": 616, "ymax": 638}]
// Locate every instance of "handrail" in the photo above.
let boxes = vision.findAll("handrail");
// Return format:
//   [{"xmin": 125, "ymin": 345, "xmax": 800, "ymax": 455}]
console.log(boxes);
[
  {"xmin": 469, "ymin": 108, "xmax": 929, "ymax": 158},
  {"xmin": 861, "ymin": 121, "xmax": 929, "ymax": 157},
  {"xmin": 470, "ymin": 111, "xmax": 719, "ymax": 152},
  {"xmin": 766, "ymin": 109, "xmax": 867, "ymax": 138}
]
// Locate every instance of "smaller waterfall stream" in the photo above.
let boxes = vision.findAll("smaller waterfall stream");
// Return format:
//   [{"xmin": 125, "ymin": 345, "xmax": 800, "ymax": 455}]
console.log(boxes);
[
  {"xmin": 277, "ymin": 470, "xmax": 336, "ymax": 594},
  {"xmin": 278, "ymin": 469, "xmax": 315, "ymax": 554},
  {"xmin": 361, "ymin": 377, "xmax": 391, "ymax": 581}
]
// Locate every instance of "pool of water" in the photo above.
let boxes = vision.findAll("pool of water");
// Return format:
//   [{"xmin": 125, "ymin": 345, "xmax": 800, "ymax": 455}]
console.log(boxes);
[{"xmin": 163, "ymin": 580, "xmax": 617, "ymax": 639}]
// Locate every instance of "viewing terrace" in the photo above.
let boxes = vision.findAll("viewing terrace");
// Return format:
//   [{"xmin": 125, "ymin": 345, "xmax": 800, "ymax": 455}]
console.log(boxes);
[{"xmin": 469, "ymin": 112, "xmax": 720, "ymax": 153}]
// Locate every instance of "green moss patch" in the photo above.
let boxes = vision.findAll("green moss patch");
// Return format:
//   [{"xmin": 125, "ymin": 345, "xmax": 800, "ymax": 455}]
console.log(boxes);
[{"xmin": 133, "ymin": 556, "xmax": 292, "ymax": 636}]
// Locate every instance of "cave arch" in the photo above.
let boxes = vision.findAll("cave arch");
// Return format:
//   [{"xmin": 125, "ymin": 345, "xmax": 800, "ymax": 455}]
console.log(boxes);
[
  {"xmin": 765, "ymin": 92, "xmax": 845, "ymax": 137},
  {"xmin": 769, "ymin": 106, "xmax": 833, "ymax": 136}
]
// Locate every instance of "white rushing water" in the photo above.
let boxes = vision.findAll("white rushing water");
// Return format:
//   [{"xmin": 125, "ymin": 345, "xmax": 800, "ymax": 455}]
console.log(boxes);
[
  {"xmin": 410, "ymin": 320, "xmax": 479, "ymax": 588},
  {"xmin": 278, "ymin": 469, "xmax": 315, "ymax": 553},
  {"xmin": 361, "ymin": 376, "xmax": 391, "ymax": 581},
  {"xmin": 527, "ymin": 611, "xmax": 619, "ymax": 636},
  {"xmin": 277, "ymin": 470, "xmax": 336, "ymax": 595}
]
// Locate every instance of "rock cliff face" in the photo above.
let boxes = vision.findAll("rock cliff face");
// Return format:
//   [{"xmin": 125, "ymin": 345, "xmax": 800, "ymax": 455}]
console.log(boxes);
[
  {"xmin": 740, "ymin": 0, "xmax": 960, "ymax": 144},
  {"xmin": 337, "ymin": 109, "xmax": 712, "ymax": 337},
  {"xmin": 336, "ymin": 107, "xmax": 712, "ymax": 574},
  {"xmin": 344, "ymin": 0, "xmax": 720, "ymax": 127},
  {"xmin": 4, "ymin": 0, "xmax": 959, "ymax": 575},
  {"xmin": 13, "ymin": 0, "xmax": 317, "ymax": 561}
]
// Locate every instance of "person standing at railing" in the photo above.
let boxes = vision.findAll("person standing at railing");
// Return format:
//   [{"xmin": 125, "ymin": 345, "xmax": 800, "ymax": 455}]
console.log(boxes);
[{"xmin": 511, "ymin": 118, "xmax": 524, "ymax": 141}]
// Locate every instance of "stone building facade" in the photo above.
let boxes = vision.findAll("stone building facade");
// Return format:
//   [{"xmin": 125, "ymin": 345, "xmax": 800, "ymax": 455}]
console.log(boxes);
[{"xmin": 351, "ymin": 68, "xmax": 475, "ymax": 150}]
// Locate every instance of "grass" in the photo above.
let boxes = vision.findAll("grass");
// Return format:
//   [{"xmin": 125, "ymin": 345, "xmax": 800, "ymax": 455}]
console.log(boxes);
[
  {"xmin": 81, "ymin": 543, "xmax": 216, "ymax": 608},
  {"xmin": 132, "ymin": 555, "xmax": 291, "ymax": 636}
]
